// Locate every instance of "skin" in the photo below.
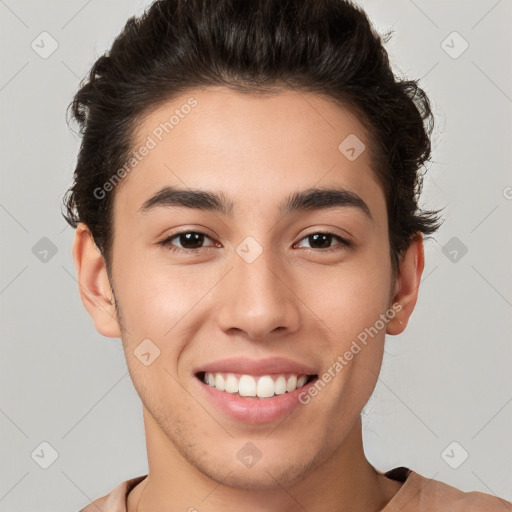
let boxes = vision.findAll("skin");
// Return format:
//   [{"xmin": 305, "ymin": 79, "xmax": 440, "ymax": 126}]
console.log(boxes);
[{"xmin": 73, "ymin": 86, "xmax": 424, "ymax": 511}]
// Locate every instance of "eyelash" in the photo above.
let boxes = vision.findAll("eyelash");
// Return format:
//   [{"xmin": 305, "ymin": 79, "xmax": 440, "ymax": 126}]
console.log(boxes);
[{"xmin": 158, "ymin": 230, "xmax": 351, "ymax": 255}]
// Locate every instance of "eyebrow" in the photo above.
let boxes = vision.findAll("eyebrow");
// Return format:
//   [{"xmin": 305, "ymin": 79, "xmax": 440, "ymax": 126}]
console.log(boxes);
[{"xmin": 138, "ymin": 185, "xmax": 373, "ymax": 220}]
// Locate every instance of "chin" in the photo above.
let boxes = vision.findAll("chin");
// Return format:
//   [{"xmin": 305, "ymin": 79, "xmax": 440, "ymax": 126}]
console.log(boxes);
[{"xmin": 202, "ymin": 457, "xmax": 316, "ymax": 491}]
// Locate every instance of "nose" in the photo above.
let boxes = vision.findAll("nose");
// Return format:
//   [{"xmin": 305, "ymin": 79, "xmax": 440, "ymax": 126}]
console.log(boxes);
[{"xmin": 216, "ymin": 241, "xmax": 301, "ymax": 341}]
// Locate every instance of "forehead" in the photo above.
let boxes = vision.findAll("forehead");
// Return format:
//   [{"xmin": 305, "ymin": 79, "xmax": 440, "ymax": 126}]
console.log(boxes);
[{"xmin": 115, "ymin": 86, "xmax": 385, "ymax": 224}]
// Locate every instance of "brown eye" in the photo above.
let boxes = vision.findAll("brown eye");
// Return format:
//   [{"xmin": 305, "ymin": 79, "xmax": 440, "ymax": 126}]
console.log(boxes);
[
  {"xmin": 158, "ymin": 230, "xmax": 350, "ymax": 255},
  {"xmin": 295, "ymin": 232, "xmax": 350, "ymax": 252},
  {"xmin": 159, "ymin": 231, "xmax": 216, "ymax": 253}
]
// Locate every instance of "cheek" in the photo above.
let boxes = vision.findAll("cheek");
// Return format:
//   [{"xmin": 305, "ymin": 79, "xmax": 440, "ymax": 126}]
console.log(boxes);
[
  {"xmin": 300, "ymin": 252, "xmax": 392, "ymax": 343},
  {"xmin": 114, "ymin": 253, "xmax": 219, "ymax": 368},
  {"xmin": 114, "ymin": 250, "xmax": 192, "ymax": 325},
  {"xmin": 304, "ymin": 258, "xmax": 391, "ymax": 420}
]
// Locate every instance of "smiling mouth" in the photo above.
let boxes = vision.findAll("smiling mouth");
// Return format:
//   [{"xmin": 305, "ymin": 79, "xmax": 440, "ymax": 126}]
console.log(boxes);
[{"xmin": 195, "ymin": 371, "xmax": 318, "ymax": 399}]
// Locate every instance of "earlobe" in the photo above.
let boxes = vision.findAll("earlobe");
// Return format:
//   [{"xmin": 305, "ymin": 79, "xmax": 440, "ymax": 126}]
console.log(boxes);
[
  {"xmin": 386, "ymin": 233, "xmax": 425, "ymax": 336},
  {"xmin": 72, "ymin": 223, "xmax": 121, "ymax": 338}
]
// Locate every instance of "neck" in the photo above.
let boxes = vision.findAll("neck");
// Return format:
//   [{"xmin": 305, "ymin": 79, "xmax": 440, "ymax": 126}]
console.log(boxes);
[{"xmin": 128, "ymin": 407, "xmax": 401, "ymax": 512}]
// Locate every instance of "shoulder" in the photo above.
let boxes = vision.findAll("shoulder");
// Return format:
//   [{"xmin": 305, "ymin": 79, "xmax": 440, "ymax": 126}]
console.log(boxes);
[
  {"xmin": 77, "ymin": 475, "xmax": 147, "ymax": 512},
  {"xmin": 388, "ymin": 469, "xmax": 512, "ymax": 511}
]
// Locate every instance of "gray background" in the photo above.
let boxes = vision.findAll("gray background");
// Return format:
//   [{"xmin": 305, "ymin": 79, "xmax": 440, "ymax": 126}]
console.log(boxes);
[{"xmin": 0, "ymin": 0, "xmax": 511, "ymax": 510}]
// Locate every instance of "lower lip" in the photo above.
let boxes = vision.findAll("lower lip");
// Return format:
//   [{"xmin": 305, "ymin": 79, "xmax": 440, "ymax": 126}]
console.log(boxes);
[{"xmin": 195, "ymin": 376, "xmax": 318, "ymax": 424}]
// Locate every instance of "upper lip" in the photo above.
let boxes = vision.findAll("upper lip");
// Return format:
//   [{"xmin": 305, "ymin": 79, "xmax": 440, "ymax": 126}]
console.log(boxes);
[{"xmin": 194, "ymin": 357, "xmax": 318, "ymax": 377}]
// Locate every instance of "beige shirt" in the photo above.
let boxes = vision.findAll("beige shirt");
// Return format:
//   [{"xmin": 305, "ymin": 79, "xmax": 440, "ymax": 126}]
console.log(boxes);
[{"xmin": 78, "ymin": 467, "xmax": 512, "ymax": 511}]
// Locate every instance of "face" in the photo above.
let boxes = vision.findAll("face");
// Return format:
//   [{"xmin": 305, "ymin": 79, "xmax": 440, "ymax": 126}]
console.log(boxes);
[{"xmin": 75, "ymin": 86, "xmax": 421, "ymax": 490}]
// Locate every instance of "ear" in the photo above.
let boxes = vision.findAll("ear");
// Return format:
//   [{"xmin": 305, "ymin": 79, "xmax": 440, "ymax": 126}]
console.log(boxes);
[
  {"xmin": 386, "ymin": 233, "xmax": 425, "ymax": 335},
  {"xmin": 72, "ymin": 222, "xmax": 121, "ymax": 338}
]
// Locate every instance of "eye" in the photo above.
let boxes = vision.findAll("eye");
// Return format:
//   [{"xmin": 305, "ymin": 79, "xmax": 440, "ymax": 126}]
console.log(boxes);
[
  {"xmin": 159, "ymin": 230, "xmax": 350, "ymax": 254},
  {"xmin": 294, "ymin": 231, "xmax": 351, "ymax": 253},
  {"xmin": 158, "ymin": 230, "xmax": 218, "ymax": 254}
]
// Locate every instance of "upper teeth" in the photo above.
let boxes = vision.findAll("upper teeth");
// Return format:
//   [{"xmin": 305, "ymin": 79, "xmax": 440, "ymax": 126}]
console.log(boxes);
[{"xmin": 203, "ymin": 372, "xmax": 309, "ymax": 398}]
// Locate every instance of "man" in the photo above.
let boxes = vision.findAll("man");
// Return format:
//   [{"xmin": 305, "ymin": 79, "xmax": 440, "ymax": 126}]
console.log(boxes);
[{"xmin": 63, "ymin": 0, "xmax": 512, "ymax": 510}]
